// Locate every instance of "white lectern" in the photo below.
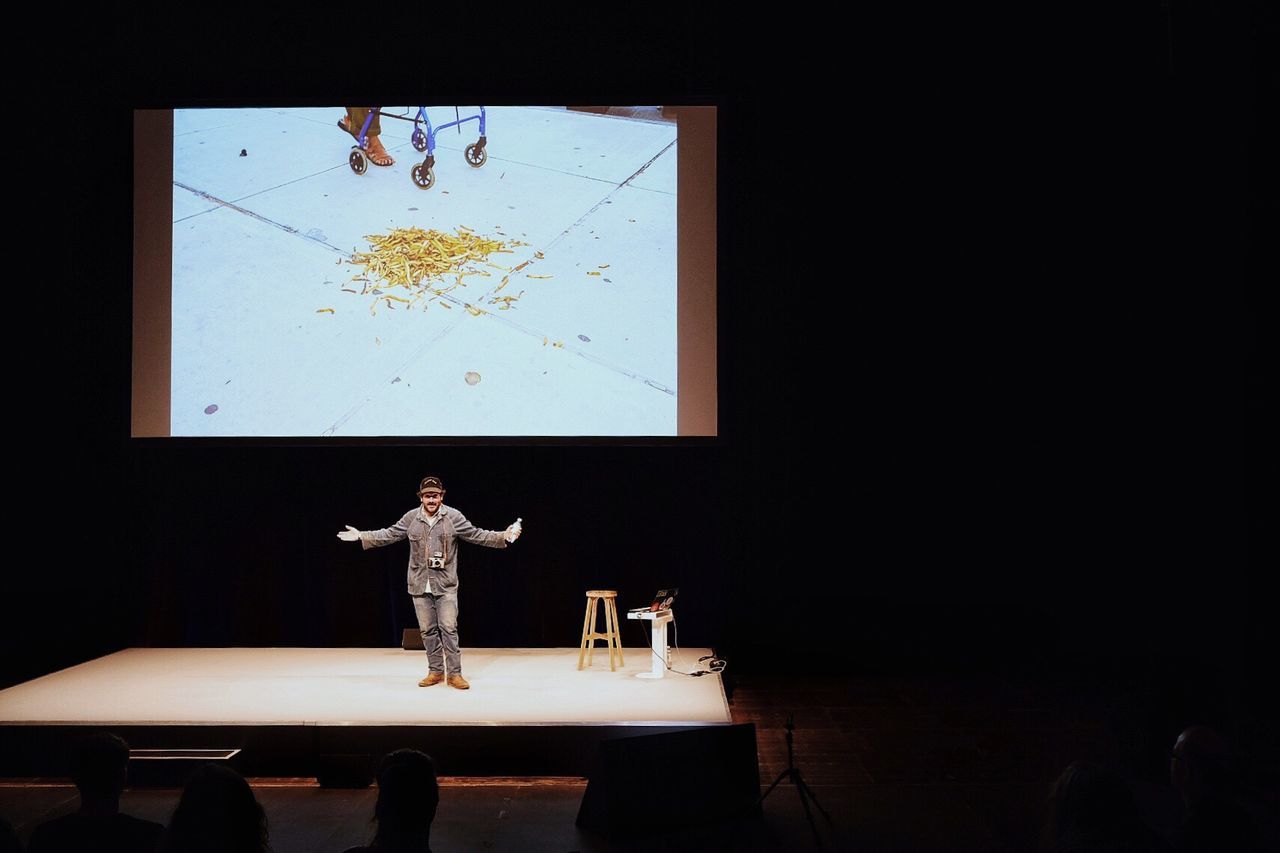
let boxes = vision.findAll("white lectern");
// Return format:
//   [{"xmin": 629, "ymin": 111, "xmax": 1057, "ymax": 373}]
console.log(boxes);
[{"xmin": 626, "ymin": 609, "xmax": 674, "ymax": 679}]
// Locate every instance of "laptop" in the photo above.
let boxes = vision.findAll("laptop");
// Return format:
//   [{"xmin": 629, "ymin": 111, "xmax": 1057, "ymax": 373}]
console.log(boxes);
[{"xmin": 629, "ymin": 588, "xmax": 678, "ymax": 613}]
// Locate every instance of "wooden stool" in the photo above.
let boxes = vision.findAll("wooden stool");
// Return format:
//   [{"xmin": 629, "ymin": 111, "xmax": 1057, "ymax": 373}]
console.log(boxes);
[{"xmin": 577, "ymin": 590, "xmax": 624, "ymax": 671}]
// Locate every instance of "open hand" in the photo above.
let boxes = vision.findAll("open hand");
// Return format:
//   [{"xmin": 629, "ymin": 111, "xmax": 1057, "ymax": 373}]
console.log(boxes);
[{"xmin": 337, "ymin": 525, "xmax": 361, "ymax": 542}]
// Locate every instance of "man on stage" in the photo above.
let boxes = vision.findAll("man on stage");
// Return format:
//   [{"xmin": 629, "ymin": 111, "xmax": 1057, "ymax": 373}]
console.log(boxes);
[{"xmin": 338, "ymin": 477, "xmax": 522, "ymax": 689}]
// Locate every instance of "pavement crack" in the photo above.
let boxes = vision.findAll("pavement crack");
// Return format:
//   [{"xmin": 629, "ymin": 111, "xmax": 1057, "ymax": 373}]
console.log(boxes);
[
  {"xmin": 173, "ymin": 181, "xmax": 346, "ymax": 254},
  {"xmin": 619, "ymin": 139, "xmax": 676, "ymax": 189}
]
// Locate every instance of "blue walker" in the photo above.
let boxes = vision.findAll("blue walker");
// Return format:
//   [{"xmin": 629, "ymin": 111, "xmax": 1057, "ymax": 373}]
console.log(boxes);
[{"xmin": 347, "ymin": 106, "xmax": 488, "ymax": 190}]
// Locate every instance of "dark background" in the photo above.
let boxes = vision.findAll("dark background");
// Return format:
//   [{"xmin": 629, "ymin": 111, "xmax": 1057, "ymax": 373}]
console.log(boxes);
[{"xmin": 5, "ymin": 6, "xmax": 1269, "ymax": 740}]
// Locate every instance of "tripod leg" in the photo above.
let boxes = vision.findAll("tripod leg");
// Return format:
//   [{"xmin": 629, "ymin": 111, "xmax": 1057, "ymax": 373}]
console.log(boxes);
[
  {"xmin": 794, "ymin": 773, "xmax": 834, "ymax": 822},
  {"xmin": 757, "ymin": 768, "xmax": 790, "ymax": 805},
  {"xmin": 793, "ymin": 773, "xmax": 824, "ymax": 850}
]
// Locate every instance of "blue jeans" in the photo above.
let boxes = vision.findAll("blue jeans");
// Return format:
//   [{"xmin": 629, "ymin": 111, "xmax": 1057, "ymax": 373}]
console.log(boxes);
[{"xmin": 411, "ymin": 592, "xmax": 461, "ymax": 675}]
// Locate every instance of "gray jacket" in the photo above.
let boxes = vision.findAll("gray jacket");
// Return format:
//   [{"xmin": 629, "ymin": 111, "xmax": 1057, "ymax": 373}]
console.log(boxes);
[{"xmin": 360, "ymin": 504, "xmax": 507, "ymax": 594}]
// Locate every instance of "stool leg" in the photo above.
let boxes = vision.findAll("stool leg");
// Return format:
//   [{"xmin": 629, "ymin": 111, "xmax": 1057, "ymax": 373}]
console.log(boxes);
[
  {"xmin": 609, "ymin": 598, "xmax": 622, "ymax": 670},
  {"xmin": 604, "ymin": 597, "xmax": 617, "ymax": 671},
  {"xmin": 577, "ymin": 597, "xmax": 593, "ymax": 671},
  {"xmin": 609, "ymin": 598, "xmax": 624, "ymax": 667},
  {"xmin": 586, "ymin": 597, "xmax": 598, "ymax": 668}
]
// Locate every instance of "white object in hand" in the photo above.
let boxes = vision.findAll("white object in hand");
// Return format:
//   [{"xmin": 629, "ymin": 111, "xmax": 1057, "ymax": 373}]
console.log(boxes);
[
  {"xmin": 505, "ymin": 517, "xmax": 523, "ymax": 543},
  {"xmin": 337, "ymin": 525, "xmax": 361, "ymax": 542}
]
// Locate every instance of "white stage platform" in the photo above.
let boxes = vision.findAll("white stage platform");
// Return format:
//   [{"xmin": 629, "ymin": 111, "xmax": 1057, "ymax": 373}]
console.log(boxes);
[
  {"xmin": 0, "ymin": 648, "xmax": 730, "ymax": 727},
  {"xmin": 0, "ymin": 648, "xmax": 737, "ymax": 777}
]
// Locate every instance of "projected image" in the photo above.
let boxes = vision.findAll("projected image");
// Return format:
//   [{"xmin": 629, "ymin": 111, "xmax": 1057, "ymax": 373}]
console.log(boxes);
[{"xmin": 171, "ymin": 107, "xmax": 677, "ymax": 436}]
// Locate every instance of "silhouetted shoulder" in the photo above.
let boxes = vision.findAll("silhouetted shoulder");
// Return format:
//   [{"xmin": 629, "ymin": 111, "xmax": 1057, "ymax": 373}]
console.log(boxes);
[
  {"xmin": 0, "ymin": 816, "xmax": 21, "ymax": 853},
  {"xmin": 1176, "ymin": 795, "xmax": 1263, "ymax": 853},
  {"xmin": 29, "ymin": 813, "xmax": 163, "ymax": 853}
]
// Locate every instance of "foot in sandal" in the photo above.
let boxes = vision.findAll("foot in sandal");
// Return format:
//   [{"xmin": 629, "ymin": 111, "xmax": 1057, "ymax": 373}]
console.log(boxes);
[{"xmin": 366, "ymin": 135, "xmax": 395, "ymax": 167}]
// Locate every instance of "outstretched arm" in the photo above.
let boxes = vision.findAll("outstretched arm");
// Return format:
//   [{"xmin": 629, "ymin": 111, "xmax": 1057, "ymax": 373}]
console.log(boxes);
[
  {"xmin": 451, "ymin": 510, "xmax": 519, "ymax": 549},
  {"xmin": 337, "ymin": 511, "xmax": 414, "ymax": 549}
]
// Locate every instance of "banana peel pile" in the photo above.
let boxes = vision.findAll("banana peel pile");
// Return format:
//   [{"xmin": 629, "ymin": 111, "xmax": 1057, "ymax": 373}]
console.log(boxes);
[{"xmin": 341, "ymin": 226, "xmax": 532, "ymax": 315}]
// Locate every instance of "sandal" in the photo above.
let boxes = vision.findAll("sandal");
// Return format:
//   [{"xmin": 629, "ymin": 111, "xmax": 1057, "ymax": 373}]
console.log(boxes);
[
  {"xmin": 338, "ymin": 115, "xmax": 394, "ymax": 167},
  {"xmin": 366, "ymin": 135, "xmax": 395, "ymax": 167}
]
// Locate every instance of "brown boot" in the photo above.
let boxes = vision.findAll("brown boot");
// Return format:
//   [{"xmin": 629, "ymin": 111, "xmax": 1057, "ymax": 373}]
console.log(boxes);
[
  {"xmin": 418, "ymin": 672, "xmax": 445, "ymax": 687},
  {"xmin": 447, "ymin": 674, "xmax": 470, "ymax": 690}
]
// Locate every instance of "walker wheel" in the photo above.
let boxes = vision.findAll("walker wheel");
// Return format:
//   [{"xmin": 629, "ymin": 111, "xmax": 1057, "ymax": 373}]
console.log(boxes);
[
  {"xmin": 411, "ymin": 128, "xmax": 428, "ymax": 152},
  {"xmin": 411, "ymin": 164, "xmax": 436, "ymax": 190},
  {"xmin": 349, "ymin": 148, "xmax": 368, "ymax": 175},
  {"xmin": 464, "ymin": 143, "xmax": 488, "ymax": 168}
]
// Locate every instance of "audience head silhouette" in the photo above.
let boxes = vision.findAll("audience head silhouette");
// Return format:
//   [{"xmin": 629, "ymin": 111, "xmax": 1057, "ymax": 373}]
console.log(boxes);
[
  {"xmin": 1168, "ymin": 725, "xmax": 1262, "ymax": 852},
  {"xmin": 161, "ymin": 763, "xmax": 270, "ymax": 853},
  {"xmin": 1170, "ymin": 725, "xmax": 1230, "ymax": 807},
  {"xmin": 26, "ymin": 731, "xmax": 164, "ymax": 853},
  {"xmin": 1042, "ymin": 760, "xmax": 1159, "ymax": 853},
  {"xmin": 368, "ymin": 749, "xmax": 439, "ymax": 852},
  {"xmin": 70, "ymin": 731, "xmax": 130, "ymax": 805}
]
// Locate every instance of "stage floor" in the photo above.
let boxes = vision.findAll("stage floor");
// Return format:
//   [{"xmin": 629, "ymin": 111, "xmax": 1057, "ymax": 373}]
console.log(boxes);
[{"xmin": 0, "ymin": 647, "xmax": 729, "ymax": 727}]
